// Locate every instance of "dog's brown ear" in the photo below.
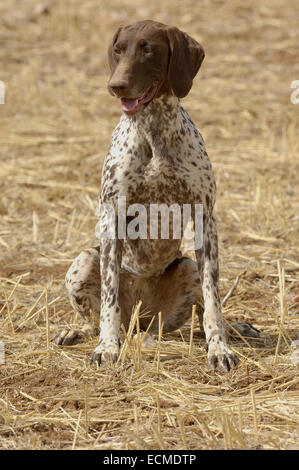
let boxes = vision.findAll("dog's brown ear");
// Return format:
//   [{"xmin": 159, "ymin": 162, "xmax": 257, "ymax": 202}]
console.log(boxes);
[
  {"xmin": 108, "ymin": 25, "xmax": 123, "ymax": 74},
  {"xmin": 166, "ymin": 27, "xmax": 205, "ymax": 98}
]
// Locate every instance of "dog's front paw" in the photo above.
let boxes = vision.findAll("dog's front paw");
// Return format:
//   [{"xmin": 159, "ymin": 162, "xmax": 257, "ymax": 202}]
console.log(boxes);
[
  {"xmin": 207, "ymin": 339, "xmax": 239, "ymax": 373},
  {"xmin": 91, "ymin": 339, "xmax": 120, "ymax": 366}
]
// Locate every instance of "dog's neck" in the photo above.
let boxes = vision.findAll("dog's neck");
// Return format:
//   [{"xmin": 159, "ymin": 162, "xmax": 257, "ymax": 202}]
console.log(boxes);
[
  {"xmin": 129, "ymin": 95, "xmax": 181, "ymax": 155},
  {"xmin": 132, "ymin": 94, "xmax": 179, "ymax": 131}
]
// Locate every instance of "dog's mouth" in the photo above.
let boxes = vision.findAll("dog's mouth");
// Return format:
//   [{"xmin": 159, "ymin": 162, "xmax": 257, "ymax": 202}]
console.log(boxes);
[{"xmin": 120, "ymin": 83, "xmax": 158, "ymax": 114}]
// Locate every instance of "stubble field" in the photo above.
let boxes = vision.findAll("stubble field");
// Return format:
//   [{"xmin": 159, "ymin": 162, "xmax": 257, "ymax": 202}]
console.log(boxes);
[{"xmin": 0, "ymin": 0, "xmax": 298, "ymax": 450}]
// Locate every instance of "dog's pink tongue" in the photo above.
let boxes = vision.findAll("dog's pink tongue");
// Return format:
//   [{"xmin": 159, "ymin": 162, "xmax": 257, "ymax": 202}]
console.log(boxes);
[{"xmin": 121, "ymin": 97, "xmax": 138, "ymax": 112}]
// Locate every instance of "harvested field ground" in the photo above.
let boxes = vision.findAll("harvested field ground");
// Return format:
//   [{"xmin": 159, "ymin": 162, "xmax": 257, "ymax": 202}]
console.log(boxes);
[{"xmin": 0, "ymin": 0, "xmax": 298, "ymax": 450}]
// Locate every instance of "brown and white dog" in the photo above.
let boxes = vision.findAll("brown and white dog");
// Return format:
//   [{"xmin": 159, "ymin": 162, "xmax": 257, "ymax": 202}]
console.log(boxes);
[{"xmin": 55, "ymin": 21, "xmax": 259, "ymax": 372}]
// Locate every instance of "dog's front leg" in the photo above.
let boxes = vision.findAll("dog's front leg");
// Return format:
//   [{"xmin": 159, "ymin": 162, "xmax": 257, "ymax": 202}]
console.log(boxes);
[
  {"xmin": 196, "ymin": 215, "xmax": 239, "ymax": 373},
  {"xmin": 91, "ymin": 237, "xmax": 122, "ymax": 365}
]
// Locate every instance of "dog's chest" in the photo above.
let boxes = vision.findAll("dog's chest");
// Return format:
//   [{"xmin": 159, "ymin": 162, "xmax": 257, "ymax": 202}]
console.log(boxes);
[
  {"xmin": 102, "ymin": 108, "xmax": 215, "ymax": 212},
  {"xmin": 124, "ymin": 150, "xmax": 192, "ymax": 206}
]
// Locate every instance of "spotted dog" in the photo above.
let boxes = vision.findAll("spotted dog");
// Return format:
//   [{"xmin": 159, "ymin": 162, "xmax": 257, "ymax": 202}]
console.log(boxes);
[{"xmin": 55, "ymin": 20, "xmax": 259, "ymax": 372}]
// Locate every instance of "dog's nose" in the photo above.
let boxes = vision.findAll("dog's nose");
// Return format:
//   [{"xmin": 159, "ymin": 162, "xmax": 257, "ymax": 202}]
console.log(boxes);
[{"xmin": 108, "ymin": 79, "xmax": 129, "ymax": 97}]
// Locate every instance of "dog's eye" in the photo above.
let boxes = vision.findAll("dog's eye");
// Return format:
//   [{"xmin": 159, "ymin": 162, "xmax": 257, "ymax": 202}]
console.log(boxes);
[
  {"xmin": 139, "ymin": 41, "xmax": 152, "ymax": 54},
  {"xmin": 113, "ymin": 43, "xmax": 122, "ymax": 55}
]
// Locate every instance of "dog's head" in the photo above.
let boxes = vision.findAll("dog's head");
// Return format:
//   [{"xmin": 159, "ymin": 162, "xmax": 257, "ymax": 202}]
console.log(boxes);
[{"xmin": 107, "ymin": 20, "xmax": 205, "ymax": 114}]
